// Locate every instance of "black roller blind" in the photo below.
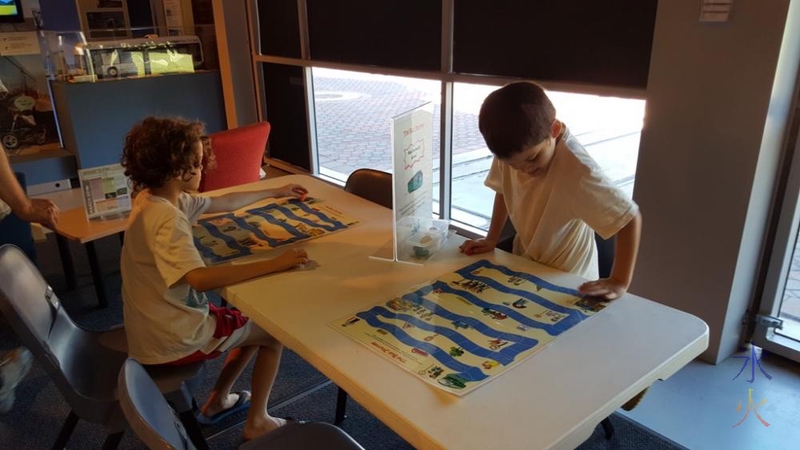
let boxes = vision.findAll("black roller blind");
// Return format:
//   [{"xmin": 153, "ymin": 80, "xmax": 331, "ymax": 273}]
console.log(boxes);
[
  {"xmin": 257, "ymin": 0, "xmax": 302, "ymax": 58},
  {"xmin": 453, "ymin": 0, "xmax": 658, "ymax": 89},
  {"xmin": 307, "ymin": 0, "xmax": 442, "ymax": 71},
  {"xmin": 262, "ymin": 63, "xmax": 311, "ymax": 170}
]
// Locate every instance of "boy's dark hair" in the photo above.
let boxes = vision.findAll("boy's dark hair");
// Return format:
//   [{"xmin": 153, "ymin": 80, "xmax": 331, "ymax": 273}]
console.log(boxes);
[
  {"xmin": 121, "ymin": 117, "xmax": 213, "ymax": 190},
  {"xmin": 478, "ymin": 81, "xmax": 556, "ymax": 159}
]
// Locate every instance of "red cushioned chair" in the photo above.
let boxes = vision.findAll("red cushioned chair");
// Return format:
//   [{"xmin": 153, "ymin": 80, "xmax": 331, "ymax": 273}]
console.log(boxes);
[{"xmin": 198, "ymin": 121, "xmax": 271, "ymax": 192}]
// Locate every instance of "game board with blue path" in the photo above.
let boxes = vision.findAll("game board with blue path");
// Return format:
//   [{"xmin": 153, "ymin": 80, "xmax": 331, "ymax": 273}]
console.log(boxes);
[{"xmin": 332, "ymin": 259, "xmax": 609, "ymax": 395}]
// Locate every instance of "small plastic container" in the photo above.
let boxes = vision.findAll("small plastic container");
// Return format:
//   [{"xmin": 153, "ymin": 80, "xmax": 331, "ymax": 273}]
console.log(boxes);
[{"xmin": 400, "ymin": 218, "xmax": 449, "ymax": 258}]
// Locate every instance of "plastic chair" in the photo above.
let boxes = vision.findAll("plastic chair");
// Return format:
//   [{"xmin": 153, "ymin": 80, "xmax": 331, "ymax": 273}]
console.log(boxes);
[
  {"xmin": 119, "ymin": 358, "xmax": 365, "ymax": 450},
  {"xmin": 343, "ymin": 168, "xmax": 393, "ymax": 209},
  {"xmin": 199, "ymin": 122, "xmax": 271, "ymax": 192},
  {"xmin": 0, "ymin": 244, "xmax": 209, "ymax": 450}
]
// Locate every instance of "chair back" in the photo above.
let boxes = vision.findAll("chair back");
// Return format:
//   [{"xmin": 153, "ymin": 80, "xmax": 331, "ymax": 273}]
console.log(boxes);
[
  {"xmin": 119, "ymin": 358, "xmax": 196, "ymax": 450},
  {"xmin": 199, "ymin": 121, "xmax": 271, "ymax": 192},
  {"xmin": 344, "ymin": 168, "xmax": 393, "ymax": 209},
  {"xmin": 595, "ymin": 233, "xmax": 616, "ymax": 279},
  {"xmin": 0, "ymin": 244, "xmax": 126, "ymax": 423}
]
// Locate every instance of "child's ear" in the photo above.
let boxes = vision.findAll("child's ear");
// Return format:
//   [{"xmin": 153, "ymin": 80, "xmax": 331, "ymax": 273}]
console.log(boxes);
[{"xmin": 550, "ymin": 120, "xmax": 561, "ymax": 139}]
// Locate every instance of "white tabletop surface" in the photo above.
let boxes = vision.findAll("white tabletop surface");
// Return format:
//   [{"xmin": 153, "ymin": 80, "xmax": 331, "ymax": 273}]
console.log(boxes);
[{"xmin": 210, "ymin": 174, "xmax": 709, "ymax": 450}]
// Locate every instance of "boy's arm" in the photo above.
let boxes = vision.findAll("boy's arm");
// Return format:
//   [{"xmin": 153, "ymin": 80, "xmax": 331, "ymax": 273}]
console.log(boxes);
[
  {"xmin": 205, "ymin": 183, "xmax": 308, "ymax": 214},
  {"xmin": 460, "ymin": 193, "xmax": 508, "ymax": 255},
  {"xmin": 183, "ymin": 247, "xmax": 308, "ymax": 292},
  {"xmin": 579, "ymin": 210, "xmax": 642, "ymax": 300}
]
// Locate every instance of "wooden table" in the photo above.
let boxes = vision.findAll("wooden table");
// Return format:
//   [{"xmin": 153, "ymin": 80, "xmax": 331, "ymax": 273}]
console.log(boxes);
[
  {"xmin": 49, "ymin": 206, "xmax": 127, "ymax": 308},
  {"xmin": 209, "ymin": 174, "xmax": 708, "ymax": 450}
]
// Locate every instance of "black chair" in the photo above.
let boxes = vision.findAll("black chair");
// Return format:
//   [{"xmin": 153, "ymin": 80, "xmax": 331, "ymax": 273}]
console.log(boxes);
[
  {"xmin": 343, "ymin": 168, "xmax": 393, "ymax": 209},
  {"xmin": 119, "ymin": 358, "xmax": 365, "ymax": 450},
  {"xmin": 0, "ymin": 244, "xmax": 209, "ymax": 450},
  {"xmin": 335, "ymin": 168, "xmax": 395, "ymax": 424}
]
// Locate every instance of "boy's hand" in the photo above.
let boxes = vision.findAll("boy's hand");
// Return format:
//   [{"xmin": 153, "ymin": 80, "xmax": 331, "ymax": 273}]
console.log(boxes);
[
  {"xmin": 273, "ymin": 247, "xmax": 309, "ymax": 272},
  {"xmin": 275, "ymin": 184, "xmax": 309, "ymax": 200},
  {"xmin": 578, "ymin": 278, "xmax": 627, "ymax": 300},
  {"xmin": 459, "ymin": 238, "xmax": 497, "ymax": 256}
]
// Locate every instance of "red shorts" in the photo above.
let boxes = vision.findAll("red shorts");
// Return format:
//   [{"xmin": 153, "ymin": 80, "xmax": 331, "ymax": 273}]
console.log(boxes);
[{"xmin": 163, "ymin": 304, "xmax": 250, "ymax": 366}]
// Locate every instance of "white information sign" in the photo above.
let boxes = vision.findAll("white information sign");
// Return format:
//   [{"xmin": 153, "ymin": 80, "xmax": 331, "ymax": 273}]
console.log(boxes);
[
  {"xmin": 78, "ymin": 163, "xmax": 132, "ymax": 220},
  {"xmin": 373, "ymin": 102, "xmax": 450, "ymax": 263},
  {"xmin": 0, "ymin": 32, "xmax": 41, "ymax": 57}
]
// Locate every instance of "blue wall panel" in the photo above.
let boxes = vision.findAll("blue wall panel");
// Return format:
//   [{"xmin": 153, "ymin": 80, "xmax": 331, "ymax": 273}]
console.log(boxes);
[{"xmin": 52, "ymin": 71, "xmax": 227, "ymax": 169}]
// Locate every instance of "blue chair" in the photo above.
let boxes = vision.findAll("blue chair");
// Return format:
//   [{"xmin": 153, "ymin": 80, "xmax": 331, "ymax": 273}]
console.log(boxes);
[
  {"xmin": 119, "ymin": 358, "xmax": 365, "ymax": 450},
  {"xmin": 0, "ymin": 244, "xmax": 209, "ymax": 450}
]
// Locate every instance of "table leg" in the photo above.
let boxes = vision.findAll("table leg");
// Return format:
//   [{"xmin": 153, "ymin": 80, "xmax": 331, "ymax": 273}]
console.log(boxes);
[
  {"xmin": 85, "ymin": 241, "xmax": 108, "ymax": 309},
  {"xmin": 334, "ymin": 386, "xmax": 348, "ymax": 425},
  {"xmin": 56, "ymin": 235, "xmax": 77, "ymax": 291}
]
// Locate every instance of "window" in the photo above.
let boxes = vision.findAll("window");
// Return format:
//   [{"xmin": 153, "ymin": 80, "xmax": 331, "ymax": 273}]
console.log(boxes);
[
  {"xmin": 313, "ymin": 68, "xmax": 441, "ymax": 184},
  {"xmin": 448, "ymin": 82, "xmax": 644, "ymax": 231}
]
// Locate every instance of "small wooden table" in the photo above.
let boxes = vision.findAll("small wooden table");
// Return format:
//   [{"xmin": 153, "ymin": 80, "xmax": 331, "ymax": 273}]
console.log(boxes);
[{"xmin": 49, "ymin": 207, "xmax": 128, "ymax": 308}]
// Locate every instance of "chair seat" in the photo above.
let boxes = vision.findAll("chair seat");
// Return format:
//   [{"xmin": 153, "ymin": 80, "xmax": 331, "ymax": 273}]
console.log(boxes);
[
  {"xmin": 97, "ymin": 325, "xmax": 206, "ymax": 411},
  {"xmin": 239, "ymin": 422, "xmax": 364, "ymax": 450}
]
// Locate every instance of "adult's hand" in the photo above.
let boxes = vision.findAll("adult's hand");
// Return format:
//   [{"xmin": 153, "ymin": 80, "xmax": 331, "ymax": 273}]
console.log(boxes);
[{"xmin": 19, "ymin": 198, "xmax": 59, "ymax": 229}]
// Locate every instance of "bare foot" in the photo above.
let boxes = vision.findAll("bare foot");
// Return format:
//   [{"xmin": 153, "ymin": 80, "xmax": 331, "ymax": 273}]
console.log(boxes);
[
  {"xmin": 243, "ymin": 416, "xmax": 287, "ymax": 441},
  {"xmin": 201, "ymin": 391, "xmax": 250, "ymax": 418}
]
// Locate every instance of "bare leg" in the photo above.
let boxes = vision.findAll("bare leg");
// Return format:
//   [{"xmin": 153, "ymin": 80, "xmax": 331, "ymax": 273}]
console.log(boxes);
[
  {"xmin": 201, "ymin": 345, "xmax": 258, "ymax": 417},
  {"xmin": 242, "ymin": 341, "xmax": 286, "ymax": 441}
]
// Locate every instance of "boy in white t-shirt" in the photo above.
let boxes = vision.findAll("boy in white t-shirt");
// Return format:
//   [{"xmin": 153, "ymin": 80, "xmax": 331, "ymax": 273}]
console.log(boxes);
[
  {"xmin": 460, "ymin": 81, "xmax": 642, "ymax": 301},
  {"xmin": 120, "ymin": 117, "xmax": 309, "ymax": 440}
]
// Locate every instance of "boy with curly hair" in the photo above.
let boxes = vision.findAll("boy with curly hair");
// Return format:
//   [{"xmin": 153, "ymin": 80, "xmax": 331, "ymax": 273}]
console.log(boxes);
[
  {"xmin": 120, "ymin": 117, "xmax": 309, "ymax": 439},
  {"xmin": 460, "ymin": 81, "xmax": 642, "ymax": 301}
]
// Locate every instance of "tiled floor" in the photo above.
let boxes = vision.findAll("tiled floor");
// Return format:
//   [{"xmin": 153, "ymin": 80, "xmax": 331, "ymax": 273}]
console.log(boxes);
[{"xmin": 622, "ymin": 345, "xmax": 799, "ymax": 450}]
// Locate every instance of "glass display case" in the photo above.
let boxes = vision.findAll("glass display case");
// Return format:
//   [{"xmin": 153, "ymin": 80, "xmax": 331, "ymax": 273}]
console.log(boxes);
[
  {"xmin": 39, "ymin": 30, "xmax": 204, "ymax": 82},
  {"xmin": 38, "ymin": 30, "xmax": 93, "ymax": 82}
]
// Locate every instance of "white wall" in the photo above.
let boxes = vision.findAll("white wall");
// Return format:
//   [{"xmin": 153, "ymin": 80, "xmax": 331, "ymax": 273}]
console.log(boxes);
[{"xmin": 634, "ymin": 0, "xmax": 799, "ymax": 363}]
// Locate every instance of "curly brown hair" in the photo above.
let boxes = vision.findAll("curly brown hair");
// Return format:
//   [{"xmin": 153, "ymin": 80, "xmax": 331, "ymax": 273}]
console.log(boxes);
[{"xmin": 121, "ymin": 117, "xmax": 214, "ymax": 190}]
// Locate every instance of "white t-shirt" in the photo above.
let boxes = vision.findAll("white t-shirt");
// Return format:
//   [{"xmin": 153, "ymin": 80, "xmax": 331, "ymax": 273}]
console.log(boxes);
[
  {"xmin": 0, "ymin": 198, "xmax": 11, "ymax": 222},
  {"xmin": 120, "ymin": 191, "xmax": 214, "ymax": 364},
  {"xmin": 484, "ymin": 127, "xmax": 639, "ymax": 280}
]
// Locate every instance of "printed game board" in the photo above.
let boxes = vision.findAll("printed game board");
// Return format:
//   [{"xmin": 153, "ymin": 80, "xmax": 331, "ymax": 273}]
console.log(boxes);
[
  {"xmin": 193, "ymin": 197, "xmax": 360, "ymax": 264},
  {"xmin": 331, "ymin": 259, "xmax": 609, "ymax": 395}
]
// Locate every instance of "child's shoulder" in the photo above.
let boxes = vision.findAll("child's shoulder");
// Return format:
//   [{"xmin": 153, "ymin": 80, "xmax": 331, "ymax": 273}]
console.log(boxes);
[
  {"xmin": 131, "ymin": 192, "xmax": 184, "ymax": 225},
  {"xmin": 559, "ymin": 135, "xmax": 604, "ymax": 178}
]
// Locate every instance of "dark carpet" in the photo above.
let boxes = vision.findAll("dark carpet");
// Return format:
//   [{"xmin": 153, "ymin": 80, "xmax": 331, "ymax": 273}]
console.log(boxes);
[{"xmin": 0, "ymin": 234, "xmax": 686, "ymax": 449}]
